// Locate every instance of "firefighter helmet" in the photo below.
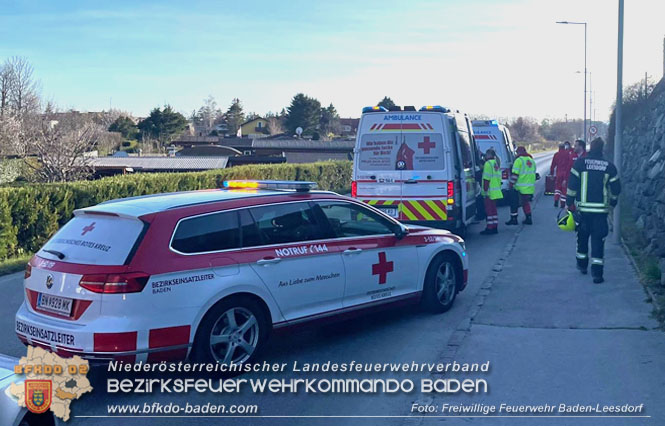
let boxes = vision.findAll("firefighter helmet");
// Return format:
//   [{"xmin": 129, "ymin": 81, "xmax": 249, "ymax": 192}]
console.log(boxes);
[{"xmin": 557, "ymin": 210, "xmax": 576, "ymax": 232}]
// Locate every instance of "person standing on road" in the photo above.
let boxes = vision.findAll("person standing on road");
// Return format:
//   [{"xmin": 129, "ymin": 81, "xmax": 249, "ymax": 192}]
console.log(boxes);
[
  {"xmin": 560, "ymin": 139, "xmax": 587, "ymax": 209},
  {"xmin": 506, "ymin": 146, "xmax": 536, "ymax": 226},
  {"xmin": 480, "ymin": 148, "xmax": 503, "ymax": 235},
  {"xmin": 550, "ymin": 141, "xmax": 570, "ymax": 207},
  {"xmin": 566, "ymin": 137, "xmax": 621, "ymax": 284}
]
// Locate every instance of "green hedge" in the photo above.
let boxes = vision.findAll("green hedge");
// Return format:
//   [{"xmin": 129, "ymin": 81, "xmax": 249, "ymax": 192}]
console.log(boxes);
[{"xmin": 0, "ymin": 160, "xmax": 352, "ymax": 261}]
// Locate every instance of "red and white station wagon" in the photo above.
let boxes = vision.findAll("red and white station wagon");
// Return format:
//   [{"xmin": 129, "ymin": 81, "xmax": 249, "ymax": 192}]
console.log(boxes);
[{"xmin": 15, "ymin": 181, "xmax": 468, "ymax": 365}]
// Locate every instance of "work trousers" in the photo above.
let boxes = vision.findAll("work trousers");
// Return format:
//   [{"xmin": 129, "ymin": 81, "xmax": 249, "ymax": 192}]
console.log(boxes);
[
  {"xmin": 555, "ymin": 174, "xmax": 567, "ymax": 207},
  {"xmin": 484, "ymin": 197, "xmax": 498, "ymax": 229},
  {"xmin": 507, "ymin": 189, "xmax": 532, "ymax": 217},
  {"xmin": 576, "ymin": 212, "xmax": 609, "ymax": 278}
]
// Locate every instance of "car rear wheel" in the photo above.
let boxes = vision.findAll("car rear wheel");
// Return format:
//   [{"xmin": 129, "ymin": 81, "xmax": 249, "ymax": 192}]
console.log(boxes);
[
  {"xmin": 422, "ymin": 253, "xmax": 460, "ymax": 313},
  {"xmin": 192, "ymin": 297, "xmax": 269, "ymax": 365}
]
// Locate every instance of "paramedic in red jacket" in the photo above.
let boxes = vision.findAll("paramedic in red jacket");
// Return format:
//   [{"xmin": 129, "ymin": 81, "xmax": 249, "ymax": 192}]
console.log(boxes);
[
  {"xmin": 559, "ymin": 139, "xmax": 587, "ymax": 208},
  {"xmin": 549, "ymin": 141, "xmax": 570, "ymax": 207}
]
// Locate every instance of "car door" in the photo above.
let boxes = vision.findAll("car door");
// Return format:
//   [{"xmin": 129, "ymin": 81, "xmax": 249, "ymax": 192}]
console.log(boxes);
[
  {"xmin": 245, "ymin": 202, "xmax": 346, "ymax": 321},
  {"xmin": 313, "ymin": 200, "xmax": 419, "ymax": 308}
]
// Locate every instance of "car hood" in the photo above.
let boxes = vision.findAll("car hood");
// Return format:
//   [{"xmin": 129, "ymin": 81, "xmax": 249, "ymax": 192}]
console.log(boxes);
[
  {"xmin": 0, "ymin": 355, "xmax": 20, "ymax": 390},
  {"xmin": 0, "ymin": 367, "xmax": 12, "ymax": 382},
  {"xmin": 404, "ymin": 224, "xmax": 463, "ymax": 243}
]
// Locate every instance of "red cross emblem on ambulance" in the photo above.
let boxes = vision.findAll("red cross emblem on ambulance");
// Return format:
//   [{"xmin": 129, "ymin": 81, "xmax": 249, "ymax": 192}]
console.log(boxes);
[{"xmin": 418, "ymin": 136, "xmax": 436, "ymax": 154}]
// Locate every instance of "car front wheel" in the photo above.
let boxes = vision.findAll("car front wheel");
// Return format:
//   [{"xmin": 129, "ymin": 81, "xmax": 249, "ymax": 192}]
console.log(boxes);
[{"xmin": 422, "ymin": 253, "xmax": 460, "ymax": 313}]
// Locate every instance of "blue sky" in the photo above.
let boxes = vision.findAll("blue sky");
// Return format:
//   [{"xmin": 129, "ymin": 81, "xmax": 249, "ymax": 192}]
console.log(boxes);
[{"xmin": 2, "ymin": 0, "xmax": 664, "ymax": 120}]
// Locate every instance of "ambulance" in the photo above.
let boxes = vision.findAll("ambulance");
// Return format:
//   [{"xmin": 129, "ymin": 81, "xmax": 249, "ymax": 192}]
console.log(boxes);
[
  {"xmin": 471, "ymin": 120, "xmax": 516, "ymax": 193},
  {"xmin": 352, "ymin": 106, "xmax": 482, "ymax": 232}
]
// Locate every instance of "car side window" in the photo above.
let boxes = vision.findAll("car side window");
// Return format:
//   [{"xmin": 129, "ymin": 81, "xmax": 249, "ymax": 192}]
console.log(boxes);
[
  {"xmin": 248, "ymin": 202, "xmax": 325, "ymax": 245},
  {"xmin": 457, "ymin": 130, "xmax": 473, "ymax": 169},
  {"xmin": 172, "ymin": 211, "xmax": 240, "ymax": 254},
  {"xmin": 239, "ymin": 209, "xmax": 263, "ymax": 248},
  {"xmin": 316, "ymin": 201, "xmax": 395, "ymax": 238}
]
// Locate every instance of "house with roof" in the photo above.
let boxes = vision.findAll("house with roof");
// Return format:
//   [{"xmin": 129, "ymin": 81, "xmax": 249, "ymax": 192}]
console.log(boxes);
[
  {"xmin": 339, "ymin": 118, "xmax": 359, "ymax": 137},
  {"xmin": 240, "ymin": 117, "xmax": 269, "ymax": 138}
]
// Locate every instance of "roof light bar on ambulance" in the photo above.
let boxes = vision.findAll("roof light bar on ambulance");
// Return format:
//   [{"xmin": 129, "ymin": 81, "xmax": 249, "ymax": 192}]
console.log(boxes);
[
  {"xmin": 419, "ymin": 106, "xmax": 450, "ymax": 113},
  {"xmin": 362, "ymin": 106, "xmax": 389, "ymax": 113},
  {"xmin": 222, "ymin": 180, "xmax": 318, "ymax": 192},
  {"xmin": 471, "ymin": 119, "xmax": 499, "ymax": 126}
]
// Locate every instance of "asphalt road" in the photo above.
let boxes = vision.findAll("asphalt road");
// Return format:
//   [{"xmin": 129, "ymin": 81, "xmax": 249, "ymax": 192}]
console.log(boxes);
[{"xmin": 11, "ymin": 151, "xmax": 659, "ymax": 426}]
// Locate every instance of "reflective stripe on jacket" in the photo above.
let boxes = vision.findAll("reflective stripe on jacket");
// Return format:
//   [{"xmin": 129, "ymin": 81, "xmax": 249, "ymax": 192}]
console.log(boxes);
[{"xmin": 566, "ymin": 153, "xmax": 621, "ymax": 213}]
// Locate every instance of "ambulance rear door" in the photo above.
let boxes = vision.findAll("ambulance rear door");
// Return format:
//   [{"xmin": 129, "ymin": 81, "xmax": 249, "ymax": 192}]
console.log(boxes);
[
  {"xmin": 354, "ymin": 112, "xmax": 402, "ymax": 219},
  {"xmin": 398, "ymin": 112, "xmax": 450, "ymax": 223}
]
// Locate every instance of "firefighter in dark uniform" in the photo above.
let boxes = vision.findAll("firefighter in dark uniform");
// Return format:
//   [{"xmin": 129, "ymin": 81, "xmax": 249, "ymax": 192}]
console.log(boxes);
[{"xmin": 566, "ymin": 137, "xmax": 621, "ymax": 283}]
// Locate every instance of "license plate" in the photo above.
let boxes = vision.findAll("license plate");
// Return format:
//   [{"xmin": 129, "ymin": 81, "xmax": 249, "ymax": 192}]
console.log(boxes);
[
  {"xmin": 378, "ymin": 207, "xmax": 398, "ymax": 218},
  {"xmin": 37, "ymin": 293, "xmax": 73, "ymax": 316}
]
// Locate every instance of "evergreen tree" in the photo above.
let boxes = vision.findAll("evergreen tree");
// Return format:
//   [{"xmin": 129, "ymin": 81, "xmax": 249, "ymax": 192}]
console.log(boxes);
[
  {"xmin": 225, "ymin": 98, "xmax": 245, "ymax": 136},
  {"xmin": 285, "ymin": 93, "xmax": 321, "ymax": 136}
]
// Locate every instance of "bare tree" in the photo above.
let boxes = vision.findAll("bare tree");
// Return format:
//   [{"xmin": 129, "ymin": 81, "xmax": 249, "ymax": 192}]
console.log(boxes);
[
  {"xmin": 6, "ymin": 107, "xmax": 105, "ymax": 182},
  {"xmin": 6, "ymin": 57, "xmax": 40, "ymax": 116},
  {"xmin": 0, "ymin": 112, "xmax": 22, "ymax": 154},
  {"xmin": 266, "ymin": 113, "xmax": 284, "ymax": 136},
  {"xmin": 0, "ymin": 60, "xmax": 14, "ymax": 116}
]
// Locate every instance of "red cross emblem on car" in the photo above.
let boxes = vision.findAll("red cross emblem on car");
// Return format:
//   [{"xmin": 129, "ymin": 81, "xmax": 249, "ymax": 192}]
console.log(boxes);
[
  {"xmin": 418, "ymin": 136, "xmax": 435, "ymax": 154},
  {"xmin": 81, "ymin": 222, "xmax": 96, "ymax": 236},
  {"xmin": 372, "ymin": 252, "xmax": 394, "ymax": 285}
]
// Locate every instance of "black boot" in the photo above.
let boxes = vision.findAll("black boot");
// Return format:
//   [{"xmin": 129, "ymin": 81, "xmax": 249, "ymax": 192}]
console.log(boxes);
[
  {"xmin": 577, "ymin": 258, "xmax": 588, "ymax": 275},
  {"xmin": 554, "ymin": 199, "xmax": 559, "ymax": 207},
  {"xmin": 480, "ymin": 228, "xmax": 498, "ymax": 235},
  {"xmin": 523, "ymin": 214, "xmax": 533, "ymax": 225},
  {"xmin": 592, "ymin": 264, "xmax": 603, "ymax": 283},
  {"xmin": 505, "ymin": 216, "xmax": 518, "ymax": 226}
]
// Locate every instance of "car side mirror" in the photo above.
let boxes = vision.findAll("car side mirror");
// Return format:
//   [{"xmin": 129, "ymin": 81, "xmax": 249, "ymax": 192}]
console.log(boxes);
[{"xmin": 393, "ymin": 224, "xmax": 409, "ymax": 240}]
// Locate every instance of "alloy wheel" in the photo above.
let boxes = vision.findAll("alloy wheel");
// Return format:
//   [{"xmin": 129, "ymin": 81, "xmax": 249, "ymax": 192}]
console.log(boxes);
[{"xmin": 209, "ymin": 307, "xmax": 260, "ymax": 364}]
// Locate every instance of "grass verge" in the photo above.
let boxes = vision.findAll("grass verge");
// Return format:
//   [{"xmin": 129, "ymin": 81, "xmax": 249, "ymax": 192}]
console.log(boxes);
[
  {"xmin": 619, "ymin": 197, "xmax": 664, "ymax": 324},
  {"xmin": 0, "ymin": 254, "xmax": 31, "ymax": 277}
]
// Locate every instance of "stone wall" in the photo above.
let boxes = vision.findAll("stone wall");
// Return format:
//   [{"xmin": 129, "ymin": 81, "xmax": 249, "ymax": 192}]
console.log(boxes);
[{"xmin": 621, "ymin": 77, "xmax": 665, "ymax": 282}]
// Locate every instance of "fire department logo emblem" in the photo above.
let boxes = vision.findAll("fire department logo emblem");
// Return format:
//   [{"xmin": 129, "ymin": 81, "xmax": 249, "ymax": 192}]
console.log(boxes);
[{"xmin": 25, "ymin": 380, "xmax": 52, "ymax": 414}]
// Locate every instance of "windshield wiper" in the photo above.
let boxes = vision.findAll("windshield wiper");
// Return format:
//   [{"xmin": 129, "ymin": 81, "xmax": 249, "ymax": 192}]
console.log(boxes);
[{"xmin": 43, "ymin": 249, "xmax": 65, "ymax": 260}]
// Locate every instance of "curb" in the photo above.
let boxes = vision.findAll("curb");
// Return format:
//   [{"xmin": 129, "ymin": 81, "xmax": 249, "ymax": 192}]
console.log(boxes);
[{"xmin": 619, "ymin": 238, "xmax": 664, "ymax": 317}]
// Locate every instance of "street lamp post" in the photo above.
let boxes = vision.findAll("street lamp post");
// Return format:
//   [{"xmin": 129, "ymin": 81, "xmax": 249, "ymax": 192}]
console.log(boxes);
[
  {"xmin": 613, "ymin": 0, "xmax": 624, "ymax": 244},
  {"xmin": 557, "ymin": 20, "xmax": 588, "ymax": 142}
]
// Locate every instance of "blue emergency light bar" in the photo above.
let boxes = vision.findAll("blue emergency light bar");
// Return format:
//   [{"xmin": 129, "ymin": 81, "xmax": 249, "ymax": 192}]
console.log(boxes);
[
  {"xmin": 471, "ymin": 120, "xmax": 499, "ymax": 127},
  {"xmin": 419, "ymin": 106, "xmax": 450, "ymax": 113},
  {"xmin": 472, "ymin": 119, "xmax": 499, "ymax": 126},
  {"xmin": 362, "ymin": 106, "xmax": 389, "ymax": 113},
  {"xmin": 222, "ymin": 180, "xmax": 318, "ymax": 192}
]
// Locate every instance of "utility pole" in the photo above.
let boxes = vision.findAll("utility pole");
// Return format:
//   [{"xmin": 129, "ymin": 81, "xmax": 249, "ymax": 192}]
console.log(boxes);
[
  {"xmin": 584, "ymin": 22, "xmax": 587, "ymax": 142},
  {"xmin": 613, "ymin": 0, "xmax": 624, "ymax": 244},
  {"xmin": 589, "ymin": 72, "xmax": 593, "ymax": 126}
]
